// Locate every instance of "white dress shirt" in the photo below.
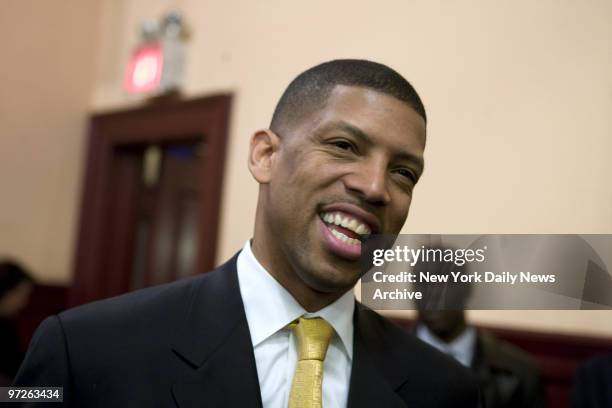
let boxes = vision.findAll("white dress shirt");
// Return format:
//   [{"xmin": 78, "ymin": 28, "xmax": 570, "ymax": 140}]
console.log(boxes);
[
  {"xmin": 237, "ymin": 241, "xmax": 354, "ymax": 408},
  {"xmin": 416, "ymin": 324, "xmax": 477, "ymax": 368}
]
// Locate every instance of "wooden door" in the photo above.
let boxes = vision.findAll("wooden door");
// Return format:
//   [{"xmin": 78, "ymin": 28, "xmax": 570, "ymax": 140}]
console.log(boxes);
[{"xmin": 70, "ymin": 95, "xmax": 231, "ymax": 306}]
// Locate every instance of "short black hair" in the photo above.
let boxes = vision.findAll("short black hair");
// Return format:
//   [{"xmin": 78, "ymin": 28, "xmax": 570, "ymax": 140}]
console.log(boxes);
[
  {"xmin": 0, "ymin": 260, "xmax": 33, "ymax": 299},
  {"xmin": 270, "ymin": 59, "xmax": 426, "ymax": 133}
]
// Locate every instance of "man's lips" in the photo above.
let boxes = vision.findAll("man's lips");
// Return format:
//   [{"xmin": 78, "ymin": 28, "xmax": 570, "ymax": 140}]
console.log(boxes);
[
  {"xmin": 318, "ymin": 218, "xmax": 362, "ymax": 260},
  {"xmin": 316, "ymin": 201, "xmax": 383, "ymax": 261}
]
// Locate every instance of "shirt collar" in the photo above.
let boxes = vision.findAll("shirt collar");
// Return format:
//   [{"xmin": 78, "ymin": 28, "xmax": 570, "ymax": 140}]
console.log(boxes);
[
  {"xmin": 237, "ymin": 241, "xmax": 354, "ymax": 359},
  {"xmin": 416, "ymin": 324, "xmax": 477, "ymax": 367}
]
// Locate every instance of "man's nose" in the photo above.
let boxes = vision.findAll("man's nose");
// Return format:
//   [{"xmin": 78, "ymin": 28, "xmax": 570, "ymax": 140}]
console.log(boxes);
[{"xmin": 342, "ymin": 159, "xmax": 391, "ymax": 205}]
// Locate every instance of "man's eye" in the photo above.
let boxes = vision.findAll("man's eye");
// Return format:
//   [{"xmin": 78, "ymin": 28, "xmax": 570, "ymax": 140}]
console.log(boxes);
[
  {"xmin": 395, "ymin": 168, "xmax": 417, "ymax": 183},
  {"xmin": 331, "ymin": 140, "xmax": 355, "ymax": 152}
]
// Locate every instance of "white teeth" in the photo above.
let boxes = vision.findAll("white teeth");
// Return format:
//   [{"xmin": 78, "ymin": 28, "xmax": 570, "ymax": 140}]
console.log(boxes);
[
  {"xmin": 339, "ymin": 217, "xmax": 349, "ymax": 229},
  {"xmin": 331, "ymin": 229, "xmax": 360, "ymax": 245},
  {"xmin": 334, "ymin": 213, "xmax": 342, "ymax": 225},
  {"xmin": 320, "ymin": 211, "xmax": 372, "ymax": 236}
]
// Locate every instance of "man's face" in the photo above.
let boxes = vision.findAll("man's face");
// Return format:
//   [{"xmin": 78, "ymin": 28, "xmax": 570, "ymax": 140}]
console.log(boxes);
[
  {"xmin": 263, "ymin": 85, "xmax": 426, "ymax": 294},
  {"xmin": 0, "ymin": 280, "xmax": 33, "ymax": 318},
  {"xmin": 418, "ymin": 310, "xmax": 466, "ymax": 340}
]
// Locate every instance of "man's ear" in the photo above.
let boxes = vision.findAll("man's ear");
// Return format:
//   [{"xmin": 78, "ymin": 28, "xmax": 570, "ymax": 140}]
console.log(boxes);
[{"xmin": 248, "ymin": 129, "xmax": 280, "ymax": 184}]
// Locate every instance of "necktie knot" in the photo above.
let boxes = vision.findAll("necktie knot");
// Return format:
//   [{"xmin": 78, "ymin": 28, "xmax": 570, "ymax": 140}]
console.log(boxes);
[{"xmin": 291, "ymin": 317, "xmax": 334, "ymax": 361}]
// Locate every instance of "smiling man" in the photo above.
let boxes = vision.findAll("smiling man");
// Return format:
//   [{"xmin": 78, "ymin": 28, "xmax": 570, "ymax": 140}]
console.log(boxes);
[
  {"xmin": 15, "ymin": 60, "xmax": 480, "ymax": 407},
  {"xmin": 251, "ymin": 78, "xmax": 426, "ymax": 311}
]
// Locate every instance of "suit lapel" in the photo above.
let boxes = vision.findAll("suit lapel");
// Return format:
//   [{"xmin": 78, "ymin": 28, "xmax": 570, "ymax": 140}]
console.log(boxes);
[
  {"xmin": 171, "ymin": 255, "xmax": 263, "ymax": 408},
  {"xmin": 348, "ymin": 327, "xmax": 408, "ymax": 408},
  {"xmin": 348, "ymin": 303, "xmax": 421, "ymax": 408}
]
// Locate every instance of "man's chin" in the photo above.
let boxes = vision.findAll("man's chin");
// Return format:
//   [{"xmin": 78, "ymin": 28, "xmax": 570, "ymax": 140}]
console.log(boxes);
[
  {"xmin": 292, "ymin": 240, "xmax": 362, "ymax": 293},
  {"xmin": 299, "ymin": 265, "xmax": 360, "ymax": 294}
]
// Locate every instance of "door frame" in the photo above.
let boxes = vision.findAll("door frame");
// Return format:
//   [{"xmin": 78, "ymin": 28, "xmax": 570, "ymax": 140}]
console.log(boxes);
[{"xmin": 70, "ymin": 94, "xmax": 232, "ymax": 306}]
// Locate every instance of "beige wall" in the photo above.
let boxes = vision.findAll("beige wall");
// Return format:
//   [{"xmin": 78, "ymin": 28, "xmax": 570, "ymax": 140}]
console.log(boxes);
[
  {"xmin": 2, "ymin": 1, "xmax": 611, "ymax": 336},
  {"xmin": 90, "ymin": 0, "xmax": 612, "ymax": 248},
  {"xmin": 0, "ymin": 0, "xmax": 101, "ymax": 285}
]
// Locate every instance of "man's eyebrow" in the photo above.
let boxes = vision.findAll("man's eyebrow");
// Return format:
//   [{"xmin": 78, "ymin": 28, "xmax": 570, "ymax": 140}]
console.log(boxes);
[{"xmin": 318, "ymin": 120, "xmax": 425, "ymax": 172}]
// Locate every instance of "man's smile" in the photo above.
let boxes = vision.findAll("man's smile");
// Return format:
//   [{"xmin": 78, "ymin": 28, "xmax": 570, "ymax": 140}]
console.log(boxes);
[{"xmin": 317, "ymin": 203, "xmax": 380, "ymax": 260}]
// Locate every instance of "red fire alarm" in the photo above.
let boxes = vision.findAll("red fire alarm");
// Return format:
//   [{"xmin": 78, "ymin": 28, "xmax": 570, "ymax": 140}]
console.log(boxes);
[{"xmin": 123, "ymin": 12, "xmax": 188, "ymax": 95}]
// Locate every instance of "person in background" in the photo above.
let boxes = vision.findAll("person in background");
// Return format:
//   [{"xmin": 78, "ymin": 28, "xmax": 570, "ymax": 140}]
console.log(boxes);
[
  {"xmin": 0, "ymin": 260, "xmax": 34, "ymax": 385},
  {"xmin": 414, "ymin": 249, "xmax": 545, "ymax": 408}
]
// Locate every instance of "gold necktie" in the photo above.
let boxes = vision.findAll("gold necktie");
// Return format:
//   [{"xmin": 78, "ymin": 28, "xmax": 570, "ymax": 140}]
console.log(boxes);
[{"xmin": 288, "ymin": 317, "xmax": 334, "ymax": 408}]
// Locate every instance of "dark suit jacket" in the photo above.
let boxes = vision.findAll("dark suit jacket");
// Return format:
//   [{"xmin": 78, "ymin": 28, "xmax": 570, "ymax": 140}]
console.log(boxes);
[
  {"xmin": 572, "ymin": 353, "xmax": 612, "ymax": 408},
  {"xmin": 15, "ymin": 254, "xmax": 480, "ymax": 407},
  {"xmin": 472, "ymin": 331, "xmax": 544, "ymax": 408}
]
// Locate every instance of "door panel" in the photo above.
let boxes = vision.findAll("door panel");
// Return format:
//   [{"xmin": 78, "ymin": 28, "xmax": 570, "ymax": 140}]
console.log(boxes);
[{"xmin": 146, "ymin": 143, "xmax": 201, "ymax": 287}]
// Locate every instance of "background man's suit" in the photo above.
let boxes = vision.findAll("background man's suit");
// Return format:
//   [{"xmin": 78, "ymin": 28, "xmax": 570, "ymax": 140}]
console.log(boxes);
[
  {"xmin": 15, "ymin": 254, "xmax": 480, "ymax": 407},
  {"xmin": 472, "ymin": 331, "xmax": 544, "ymax": 408},
  {"xmin": 572, "ymin": 353, "xmax": 612, "ymax": 408}
]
